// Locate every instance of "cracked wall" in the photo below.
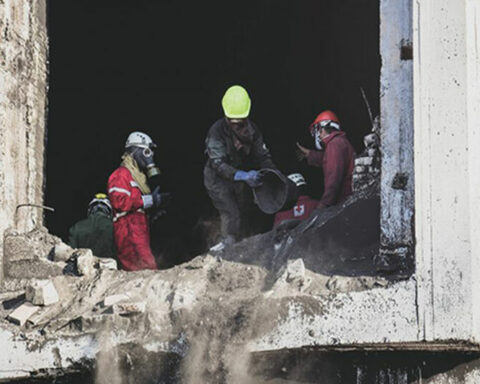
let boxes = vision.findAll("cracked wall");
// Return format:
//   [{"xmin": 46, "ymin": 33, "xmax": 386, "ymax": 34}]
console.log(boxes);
[{"xmin": 0, "ymin": 0, "xmax": 48, "ymax": 282}]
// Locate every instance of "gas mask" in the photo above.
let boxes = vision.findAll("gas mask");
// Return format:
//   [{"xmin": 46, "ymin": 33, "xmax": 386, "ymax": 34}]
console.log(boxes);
[{"xmin": 128, "ymin": 146, "xmax": 161, "ymax": 179}]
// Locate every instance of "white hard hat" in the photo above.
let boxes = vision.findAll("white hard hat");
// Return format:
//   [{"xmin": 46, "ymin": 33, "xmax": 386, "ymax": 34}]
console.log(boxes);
[
  {"xmin": 287, "ymin": 173, "xmax": 307, "ymax": 187},
  {"xmin": 125, "ymin": 131, "xmax": 157, "ymax": 149}
]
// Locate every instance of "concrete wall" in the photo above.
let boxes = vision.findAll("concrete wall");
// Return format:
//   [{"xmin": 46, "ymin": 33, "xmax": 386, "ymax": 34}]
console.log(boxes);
[
  {"xmin": 414, "ymin": 0, "xmax": 480, "ymax": 343},
  {"xmin": 0, "ymin": 0, "xmax": 48, "ymax": 281},
  {"xmin": 379, "ymin": 0, "xmax": 414, "ymax": 272}
]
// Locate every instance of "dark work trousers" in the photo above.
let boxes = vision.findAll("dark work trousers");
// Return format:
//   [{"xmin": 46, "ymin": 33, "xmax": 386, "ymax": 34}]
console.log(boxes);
[{"xmin": 204, "ymin": 166, "xmax": 253, "ymax": 242}]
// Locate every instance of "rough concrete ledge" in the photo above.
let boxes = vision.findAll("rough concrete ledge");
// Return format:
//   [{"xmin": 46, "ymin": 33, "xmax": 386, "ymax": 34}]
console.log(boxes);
[{"xmin": 250, "ymin": 279, "xmax": 419, "ymax": 352}]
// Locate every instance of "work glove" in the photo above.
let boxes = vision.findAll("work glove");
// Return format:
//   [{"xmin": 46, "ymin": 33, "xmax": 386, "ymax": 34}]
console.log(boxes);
[
  {"xmin": 234, "ymin": 170, "xmax": 263, "ymax": 188},
  {"xmin": 152, "ymin": 187, "xmax": 172, "ymax": 208}
]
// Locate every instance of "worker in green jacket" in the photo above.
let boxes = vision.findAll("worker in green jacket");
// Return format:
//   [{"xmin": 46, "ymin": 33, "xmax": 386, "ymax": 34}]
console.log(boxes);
[{"xmin": 68, "ymin": 193, "xmax": 116, "ymax": 259}]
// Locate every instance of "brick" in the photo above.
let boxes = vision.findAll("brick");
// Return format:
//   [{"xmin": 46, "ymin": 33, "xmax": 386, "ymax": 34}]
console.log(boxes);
[
  {"xmin": 25, "ymin": 280, "xmax": 59, "ymax": 306},
  {"xmin": 355, "ymin": 157, "xmax": 373, "ymax": 166},
  {"xmin": 75, "ymin": 249, "xmax": 96, "ymax": 277},
  {"xmin": 98, "ymin": 258, "xmax": 117, "ymax": 271},
  {"xmin": 7, "ymin": 303, "xmax": 40, "ymax": 326},
  {"xmin": 112, "ymin": 301, "xmax": 146, "ymax": 316}
]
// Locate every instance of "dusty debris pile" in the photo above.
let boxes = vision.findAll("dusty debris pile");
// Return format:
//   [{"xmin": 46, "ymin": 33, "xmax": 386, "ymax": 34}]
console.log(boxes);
[
  {"xmin": 0, "ymin": 181, "xmax": 397, "ymax": 382},
  {"xmin": 1, "ymin": 226, "xmax": 387, "ymax": 382}
]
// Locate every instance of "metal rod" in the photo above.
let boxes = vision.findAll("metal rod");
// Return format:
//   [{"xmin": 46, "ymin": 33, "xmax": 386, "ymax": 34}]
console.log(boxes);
[{"xmin": 360, "ymin": 87, "xmax": 374, "ymax": 128}]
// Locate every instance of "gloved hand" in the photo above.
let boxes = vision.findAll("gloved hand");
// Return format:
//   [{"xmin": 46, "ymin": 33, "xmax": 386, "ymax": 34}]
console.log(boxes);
[
  {"xmin": 234, "ymin": 170, "xmax": 262, "ymax": 188},
  {"xmin": 152, "ymin": 187, "xmax": 173, "ymax": 208}
]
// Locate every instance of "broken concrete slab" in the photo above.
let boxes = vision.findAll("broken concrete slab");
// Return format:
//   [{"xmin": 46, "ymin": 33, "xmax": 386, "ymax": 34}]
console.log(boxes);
[
  {"xmin": 285, "ymin": 259, "xmax": 305, "ymax": 283},
  {"xmin": 75, "ymin": 249, "xmax": 96, "ymax": 277},
  {"xmin": 98, "ymin": 258, "xmax": 117, "ymax": 271},
  {"xmin": 25, "ymin": 280, "xmax": 59, "ymax": 306},
  {"xmin": 3, "ymin": 226, "xmax": 60, "ymax": 262},
  {"xmin": 53, "ymin": 242, "xmax": 75, "ymax": 262},
  {"xmin": 112, "ymin": 301, "xmax": 146, "ymax": 316},
  {"xmin": 7, "ymin": 302, "xmax": 40, "ymax": 326},
  {"xmin": 5, "ymin": 259, "xmax": 66, "ymax": 279}
]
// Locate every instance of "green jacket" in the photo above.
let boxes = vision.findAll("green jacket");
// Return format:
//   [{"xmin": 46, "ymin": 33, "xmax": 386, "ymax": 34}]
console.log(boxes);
[
  {"xmin": 68, "ymin": 213, "xmax": 116, "ymax": 259},
  {"xmin": 204, "ymin": 118, "xmax": 276, "ymax": 181}
]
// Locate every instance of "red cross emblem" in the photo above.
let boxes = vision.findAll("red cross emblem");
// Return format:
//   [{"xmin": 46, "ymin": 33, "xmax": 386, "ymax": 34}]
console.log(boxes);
[{"xmin": 294, "ymin": 204, "xmax": 305, "ymax": 217}]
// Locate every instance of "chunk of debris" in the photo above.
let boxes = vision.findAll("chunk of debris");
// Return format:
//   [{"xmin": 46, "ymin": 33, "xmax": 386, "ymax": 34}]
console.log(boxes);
[
  {"xmin": 25, "ymin": 280, "xmax": 59, "ymax": 306},
  {"xmin": 103, "ymin": 293, "xmax": 130, "ymax": 307},
  {"xmin": 112, "ymin": 301, "xmax": 146, "ymax": 316},
  {"xmin": 285, "ymin": 258, "xmax": 306, "ymax": 283},
  {"xmin": 7, "ymin": 303, "xmax": 40, "ymax": 326},
  {"xmin": 4, "ymin": 226, "xmax": 59, "ymax": 262},
  {"xmin": 75, "ymin": 249, "xmax": 96, "ymax": 277},
  {"xmin": 326, "ymin": 275, "xmax": 388, "ymax": 292},
  {"xmin": 53, "ymin": 242, "xmax": 75, "ymax": 262},
  {"xmin": 98, "ymin": 258, "xmax": 117, "ymax": 271}
]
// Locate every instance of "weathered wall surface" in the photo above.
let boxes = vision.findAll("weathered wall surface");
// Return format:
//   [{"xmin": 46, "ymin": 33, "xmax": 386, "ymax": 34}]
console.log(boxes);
[
  {"xmin": 379, "ymin": 0, "xmax": 414, "ymax": 272},
  {"xmin": 0, "ymin": 0, "xmax": 48, "ymax": 281},
  {"xmin": 414, "ymin": 0, "xmax": 480, "ymax": 343}
]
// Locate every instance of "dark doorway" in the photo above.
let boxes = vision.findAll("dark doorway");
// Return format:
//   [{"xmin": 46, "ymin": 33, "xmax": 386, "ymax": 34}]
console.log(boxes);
[{"xmin": 45, "ymin": 0, "xmax": 380, "ymax": 267}]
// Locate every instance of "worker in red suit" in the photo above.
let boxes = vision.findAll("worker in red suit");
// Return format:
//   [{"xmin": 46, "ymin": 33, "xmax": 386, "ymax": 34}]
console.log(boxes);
[
  {"xmin": 273, "ymin": 173, "xmax": 319, "ymax": 227},
  {"xmin": 296, "ymin": 110, "xmax": 355, "ymax": 209},
  {"xmin": 108, "ymin": 131, "xmax": 170, "ymax": 271}
]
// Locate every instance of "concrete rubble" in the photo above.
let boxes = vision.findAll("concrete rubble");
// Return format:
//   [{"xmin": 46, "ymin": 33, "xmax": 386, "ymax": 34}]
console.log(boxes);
[
  {"xmin": 25, "ymin": 279, "xmax": 59, "ymax": 306},
  {"xmin": 0, "ymin": 149, "xmax": 410, "ymax": 383},
  {"xmin": 0, "ymin": 180, "xmax": 405, "ymax": 383}
]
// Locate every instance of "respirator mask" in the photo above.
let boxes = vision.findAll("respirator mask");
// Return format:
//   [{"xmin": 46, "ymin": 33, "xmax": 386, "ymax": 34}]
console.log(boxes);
[
  {"xmin": 313, "ymin": 128, "xmax": 323, "ymax": 150},
  {"xmin": 128, "ymin": 146, "xmax": 161, "ymax": 178}
]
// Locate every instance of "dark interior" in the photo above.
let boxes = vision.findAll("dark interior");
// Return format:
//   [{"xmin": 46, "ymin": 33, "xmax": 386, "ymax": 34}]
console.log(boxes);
[{"xmin": 45, "ymin": 0, "xmax": 380, "ymax": 266}]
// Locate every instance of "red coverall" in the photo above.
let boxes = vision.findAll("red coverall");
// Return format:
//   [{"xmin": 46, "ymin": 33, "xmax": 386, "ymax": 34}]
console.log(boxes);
[
  {"xmin": 107, "ymin": 166, "xmax": 157, "ymax": 271},
  {"xmin": 307, "ymin": 131, "xmax": 355, "ymax": 207},
  {"xmin": 273, "ymin": 195, "xmax": 319, "ymax": 227}
]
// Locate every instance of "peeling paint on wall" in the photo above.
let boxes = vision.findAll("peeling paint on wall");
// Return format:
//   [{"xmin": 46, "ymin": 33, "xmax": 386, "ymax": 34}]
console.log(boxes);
[{"xmin": 0, "ymin": 0, "xmax": 48, "ymax": 281}]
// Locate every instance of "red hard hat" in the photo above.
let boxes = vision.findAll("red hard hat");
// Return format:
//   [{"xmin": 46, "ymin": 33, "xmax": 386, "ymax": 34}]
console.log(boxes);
[{"xmin": 309, "ymin": 110, "xmax": 340, "ymax": 133}]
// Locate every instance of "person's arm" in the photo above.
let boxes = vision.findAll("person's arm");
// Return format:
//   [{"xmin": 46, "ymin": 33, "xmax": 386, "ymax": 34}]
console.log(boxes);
[
  {"xmin": 108, "ymin": 168, "xmax": 145, "ymax": 212},
  {"xmin": 319, "ymin": 141, "xmax": 347, "ymax": 207},
  {"xmin": 296, "ymin": 142, "xmax": 324, "ymax": 168},
  {"xmin": 206, "ymin": 136, "xmax": 238, "ymax": 180},
  {"xmin": 307, "ymin": 150, "xmax": 324, "ymax": 168}
]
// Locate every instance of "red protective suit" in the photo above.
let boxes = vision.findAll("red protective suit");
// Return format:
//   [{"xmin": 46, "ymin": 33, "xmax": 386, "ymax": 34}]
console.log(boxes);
[
  {"xmin": 107, "ymin": 166, "xmax": 157, "ymax": 271},
  {"xmin": 273, "ymin": 195, "xmax": 319, "ymax": 227},
  {"xmin": 307, "ymin": 131, "xmax": 355, "ymax": 207}
]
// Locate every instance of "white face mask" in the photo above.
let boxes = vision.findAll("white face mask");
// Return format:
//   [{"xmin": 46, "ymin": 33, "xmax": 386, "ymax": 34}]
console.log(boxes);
[{"xmin": 314, "ymin": 129, "xmax": 323, "ymax": 150}]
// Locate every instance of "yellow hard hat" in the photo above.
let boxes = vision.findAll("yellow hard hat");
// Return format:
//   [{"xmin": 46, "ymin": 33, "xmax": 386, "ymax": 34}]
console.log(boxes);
[{"xmin": 221, "ymin": 85, "xmax": 251, "ymax": 119}]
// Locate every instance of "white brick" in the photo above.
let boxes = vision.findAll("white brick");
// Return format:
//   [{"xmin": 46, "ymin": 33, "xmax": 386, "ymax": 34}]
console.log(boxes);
[
  {"xmin": 98, "ymin": 258, "xmax": 117, "ymax": 271},
  {"xmin": 355, "ymin": 157, "xmax": 373, "ymax": 166},
  {"xmin": 76, "ymin": 249, "xmax": 96, "ymax": 277},
  {"xmin": 25, "ymin": 280, "xmax": 59, "ymax": 306},
  {"xmin": 7, "ymin": 303, "xmax": 40, "ymax": 326}
]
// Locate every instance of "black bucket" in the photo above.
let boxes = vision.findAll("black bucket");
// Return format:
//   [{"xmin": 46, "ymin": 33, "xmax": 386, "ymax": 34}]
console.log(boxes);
[{"xmin": 252, "ymin": 169, "xmax": 298, "ymax": 214}]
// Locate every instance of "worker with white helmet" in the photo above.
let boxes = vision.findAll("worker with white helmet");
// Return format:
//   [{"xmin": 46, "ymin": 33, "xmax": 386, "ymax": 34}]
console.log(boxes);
[{"xmin": 107, "ymin": 131, "xmax": 171, "ymax": 270}]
